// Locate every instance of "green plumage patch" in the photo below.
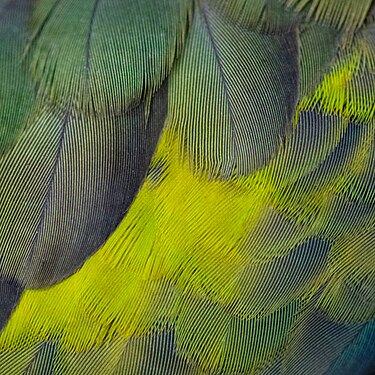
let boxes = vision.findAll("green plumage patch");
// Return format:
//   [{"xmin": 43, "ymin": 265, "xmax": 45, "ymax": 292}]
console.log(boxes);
[{"xmin": 0, "ymin": 0, "xmax": 374, "ymax": 374}]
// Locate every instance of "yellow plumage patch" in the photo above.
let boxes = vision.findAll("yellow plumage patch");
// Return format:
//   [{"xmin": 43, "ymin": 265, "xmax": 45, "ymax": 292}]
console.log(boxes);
[
  {"xmin": 297, "ymin": 43, "xmax": 375, "ymax": 125},
  {"xmin": 0, "ymin": 124, "xmax": 274, "ymax": 352}
]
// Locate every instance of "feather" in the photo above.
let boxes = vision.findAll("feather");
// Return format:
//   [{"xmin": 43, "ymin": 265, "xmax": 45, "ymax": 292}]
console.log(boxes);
[
  {"xmin": 281, "ymin": 0, "xmax": 373, "ymax": 30},
  {"xmin": 0, "ymin": 0, "xmax": 375, "ymax": 374},
  {"xmin": 0, "ymin": 0, "xmax": 34, "ymax": 155},
  {"xmin": 328, "ymin": 318, "xmax": 375, "ymax": 375},
  {"xmin": 27, "ymin": 0, "xmax": 191, "ymax": 112},
  {"xmin": 0, "ymin": 82, "xmax": 168, "ymax": 291},
  {"xmin": 283, "ymin": 304, "xmax": 364, "ymax": 374},
  {"xmin": 168, "ymin": 1, "xmax": 299, "ymax": 177},
  {"xmin": 298, "ymin": 23, "xmax": 341, "ymax": 98}
]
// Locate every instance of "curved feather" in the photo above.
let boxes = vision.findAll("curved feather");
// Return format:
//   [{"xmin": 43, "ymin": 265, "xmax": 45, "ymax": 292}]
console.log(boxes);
[
  {"xmin": 0, "ymin": 0, "xmax": 34, "ymax": 155},
  {"xmin": 169, "ymin": 1, "xmax": 299, "ymax": 177},
  {"xmin": 0, "ymin": 0, "xmax": 375, "ymax": 374},
  {"xmin": 27, "ymin": 0, "xmax": 192, "ymax": 112},
  {"xmin": 0, "ymin": 83, "xmax": 168, "ymax": 291}
]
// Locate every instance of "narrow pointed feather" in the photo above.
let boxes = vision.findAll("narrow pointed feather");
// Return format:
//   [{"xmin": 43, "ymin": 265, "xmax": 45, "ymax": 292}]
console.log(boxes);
[
  {"xmin": 221, "ymin": 301, "xmax": 301, "ymax": 374},
  {"xmin": 268, "ymin": 110, "xmax": 349, "ymax": 188},
  {"xmin": 238, "ymin": 206, "xmax": 312, "ymax": 261}
]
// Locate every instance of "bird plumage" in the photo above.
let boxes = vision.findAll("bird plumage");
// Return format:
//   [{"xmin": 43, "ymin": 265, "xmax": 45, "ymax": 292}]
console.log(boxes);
[{"xmin": 0, "ymin": 0, "xmax": 374, "ymax": 374}]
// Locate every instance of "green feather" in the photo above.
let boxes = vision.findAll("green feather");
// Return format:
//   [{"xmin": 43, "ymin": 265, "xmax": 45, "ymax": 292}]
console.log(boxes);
[
  {"xmin": 0, "ymin": 0, "xmax": 34, "ymax": 154},
  {"xmin": 0, "ymin": 0, "xmax": 374, "ymax": 374}
]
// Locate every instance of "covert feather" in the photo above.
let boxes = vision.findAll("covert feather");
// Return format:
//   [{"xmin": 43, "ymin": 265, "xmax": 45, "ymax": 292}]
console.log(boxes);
[{"xmin": 0, "ymin": 0, "xmax": 374, "ymax": 374}]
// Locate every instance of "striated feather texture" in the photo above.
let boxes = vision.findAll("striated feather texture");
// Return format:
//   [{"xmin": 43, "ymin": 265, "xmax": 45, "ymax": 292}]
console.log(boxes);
[{"xmin": 0, "ymin": 0, "xmax": 374, "ymax": 374}]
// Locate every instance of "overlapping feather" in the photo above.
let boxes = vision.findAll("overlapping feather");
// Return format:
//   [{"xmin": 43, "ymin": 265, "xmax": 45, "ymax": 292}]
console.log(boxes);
[{"xmin": 0, "ymin": 0, "xmax": 374, "ymax": 374}]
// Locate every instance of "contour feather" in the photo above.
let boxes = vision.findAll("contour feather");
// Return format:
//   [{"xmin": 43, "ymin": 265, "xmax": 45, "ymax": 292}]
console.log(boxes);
[{"xmin": 0, "ymin": 0, "xmax": 375, "ymax": 374}]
